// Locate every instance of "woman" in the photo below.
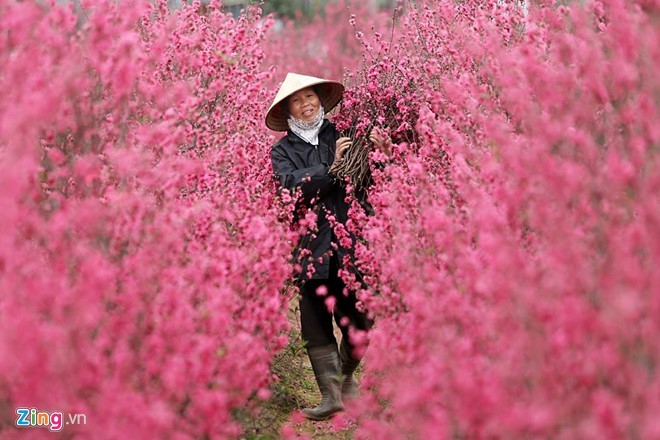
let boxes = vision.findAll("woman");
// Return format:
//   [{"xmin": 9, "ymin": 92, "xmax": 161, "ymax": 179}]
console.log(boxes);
[{"xmin": 266, "ymin": 73, "xmax": 386, "ymax": 421}]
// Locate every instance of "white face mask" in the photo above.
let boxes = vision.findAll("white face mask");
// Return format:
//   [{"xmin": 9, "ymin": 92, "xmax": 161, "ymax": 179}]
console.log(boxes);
[{"xmin": 287, "ymin": 105, "xmax": 325, "ymax": 146}]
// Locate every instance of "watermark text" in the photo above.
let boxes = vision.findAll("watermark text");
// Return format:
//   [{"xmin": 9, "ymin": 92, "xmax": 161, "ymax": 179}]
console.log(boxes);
[{"xmin": 16, "ymin": 408, "xmax": 86, "ymax": 432}]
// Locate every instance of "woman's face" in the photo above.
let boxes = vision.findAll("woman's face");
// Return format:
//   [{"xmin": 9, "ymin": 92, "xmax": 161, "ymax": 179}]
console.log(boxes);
[{"xmin": 286, "ymin": 87, "xmax": 321, "ymax": 121}]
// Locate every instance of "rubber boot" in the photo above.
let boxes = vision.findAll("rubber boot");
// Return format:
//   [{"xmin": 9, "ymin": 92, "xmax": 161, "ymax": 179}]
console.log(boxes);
[
  {"xmin": 339, "ymin": 339, "xmax": 361, "ymax": 399},
  {"xmin": 302, "ymin": 344, "xmax": 344, "ymax": 421}
]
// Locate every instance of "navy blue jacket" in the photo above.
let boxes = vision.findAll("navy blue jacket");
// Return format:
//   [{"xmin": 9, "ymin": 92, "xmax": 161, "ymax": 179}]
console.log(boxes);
[{"xmin": 271, "ymin": 120, "xmax": 360, "ymax": 282}]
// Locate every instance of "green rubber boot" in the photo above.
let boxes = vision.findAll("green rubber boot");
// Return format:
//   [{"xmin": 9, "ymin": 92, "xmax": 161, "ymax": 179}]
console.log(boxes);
[
  {"xmin": 302, "ymin": 344, "xmax": 344, "ymax": 421},
  {"xmin": 339, "ymin": 339, "xmax": 361, "ymax": 399}
]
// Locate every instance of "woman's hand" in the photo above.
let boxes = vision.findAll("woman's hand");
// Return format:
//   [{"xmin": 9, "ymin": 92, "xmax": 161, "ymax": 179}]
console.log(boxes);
[
  {"xmin": 333, "ymin": 137, "xmax": 352, "ymax": 165},
  {"xmin": 369, "ymin": 127, "xmax": 392, "ymax": 158},
  {"xmin": 329, "ymin": 137, "xmax": 351, "ymax": 176}
]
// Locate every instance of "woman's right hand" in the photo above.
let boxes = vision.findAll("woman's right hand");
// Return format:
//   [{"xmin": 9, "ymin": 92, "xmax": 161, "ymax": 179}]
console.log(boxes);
[
  {"xmin": 333, "ymin": 137, "xmax": 352, "ymax": 165},
  {"xmin": 369, "ymin": 127, "xmax": 392, "ymax": 158}
]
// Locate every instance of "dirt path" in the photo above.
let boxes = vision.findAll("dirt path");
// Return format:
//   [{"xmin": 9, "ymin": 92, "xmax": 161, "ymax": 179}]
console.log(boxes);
[{"xmin": 238, "ymin": 293, "xmax": 359, "ymax": 439}]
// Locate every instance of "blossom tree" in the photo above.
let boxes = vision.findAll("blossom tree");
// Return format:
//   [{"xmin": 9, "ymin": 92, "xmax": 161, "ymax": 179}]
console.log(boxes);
[
  {"xmin": 335, "ymin": 0, "xmax": 660, "ymax": 438},
  {"xmin": 0, "ymin": 1, "xmax": 294, "ymax": 437}
]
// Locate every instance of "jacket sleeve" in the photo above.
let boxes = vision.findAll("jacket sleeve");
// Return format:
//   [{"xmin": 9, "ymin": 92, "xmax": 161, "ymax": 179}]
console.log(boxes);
[{"xmin": 271, "ymin": 144, "xmax": 336, "ymax": 204}]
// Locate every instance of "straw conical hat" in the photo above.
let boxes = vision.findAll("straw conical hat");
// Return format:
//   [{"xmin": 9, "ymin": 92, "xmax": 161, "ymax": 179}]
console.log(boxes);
[{"xmin": 265, "ymin": 73, "xmax": 344, "ymax": 132}]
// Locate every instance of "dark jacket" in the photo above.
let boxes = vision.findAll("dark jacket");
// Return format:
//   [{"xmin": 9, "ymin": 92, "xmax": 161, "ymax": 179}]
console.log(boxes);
[{"xmin": 271, "ymin": 120, "xmax": 361, "ymax": 282}]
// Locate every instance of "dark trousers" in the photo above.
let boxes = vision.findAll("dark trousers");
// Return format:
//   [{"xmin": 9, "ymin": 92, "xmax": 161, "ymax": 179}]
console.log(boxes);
[{"xmin": 300, "ymin": 255, "xmax": 373, "ymax": 352}]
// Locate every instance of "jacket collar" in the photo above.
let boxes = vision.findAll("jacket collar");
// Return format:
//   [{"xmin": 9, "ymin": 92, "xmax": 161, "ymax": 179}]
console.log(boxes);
[{"xmin": 286, "ymin": 119, "xmax": 331, "ymax": 144}]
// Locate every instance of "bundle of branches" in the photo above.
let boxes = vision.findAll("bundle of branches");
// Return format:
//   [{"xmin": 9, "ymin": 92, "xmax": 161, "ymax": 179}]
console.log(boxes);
[{"xmin": 331, "ymin": 54, "xmax": 421, "ymax": 190}]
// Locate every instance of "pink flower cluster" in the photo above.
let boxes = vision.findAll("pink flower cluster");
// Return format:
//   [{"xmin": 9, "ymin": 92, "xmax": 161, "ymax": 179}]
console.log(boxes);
[
  {"xmin": 0, "ymin": 1, "xmax": 293, "ymax": 437},
  {"xmin": 262, "ymin": 1, "xmax": 392, "ymax": 98},
  {"xmin": 339, "ymin": 0, "xmax": 660, "ymax": 438}
]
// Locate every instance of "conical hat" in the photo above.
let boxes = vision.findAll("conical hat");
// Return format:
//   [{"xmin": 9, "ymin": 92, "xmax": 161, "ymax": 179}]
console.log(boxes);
[{"xmin": 265, "ymin": 73, "xmax": 344, "ymax": 132}]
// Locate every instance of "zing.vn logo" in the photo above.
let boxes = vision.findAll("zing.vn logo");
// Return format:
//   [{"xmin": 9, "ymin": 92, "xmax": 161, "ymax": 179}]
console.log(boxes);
[{"xmin": 16, "ymin": 408, "xmax": 87, "ymax": 432}]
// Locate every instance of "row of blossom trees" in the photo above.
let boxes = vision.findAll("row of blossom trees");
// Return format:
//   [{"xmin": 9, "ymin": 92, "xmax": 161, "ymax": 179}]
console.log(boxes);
[
  {"xmin": 336, "ymin": 0, "xmax": 660, "ymax": 438},
  {"xmin": 1, "ymin": 1, "xmax": 293, "ymax": 437}
]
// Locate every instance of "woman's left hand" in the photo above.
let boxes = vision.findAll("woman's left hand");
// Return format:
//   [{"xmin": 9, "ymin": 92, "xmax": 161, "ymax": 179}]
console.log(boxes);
[
  {"xmin": 369, "ymin": 127, "xmax": 393, "ymax": 158},
  {"xmin": 334, "ymin": 137, "xmax": 352, "ymax": 164}
]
